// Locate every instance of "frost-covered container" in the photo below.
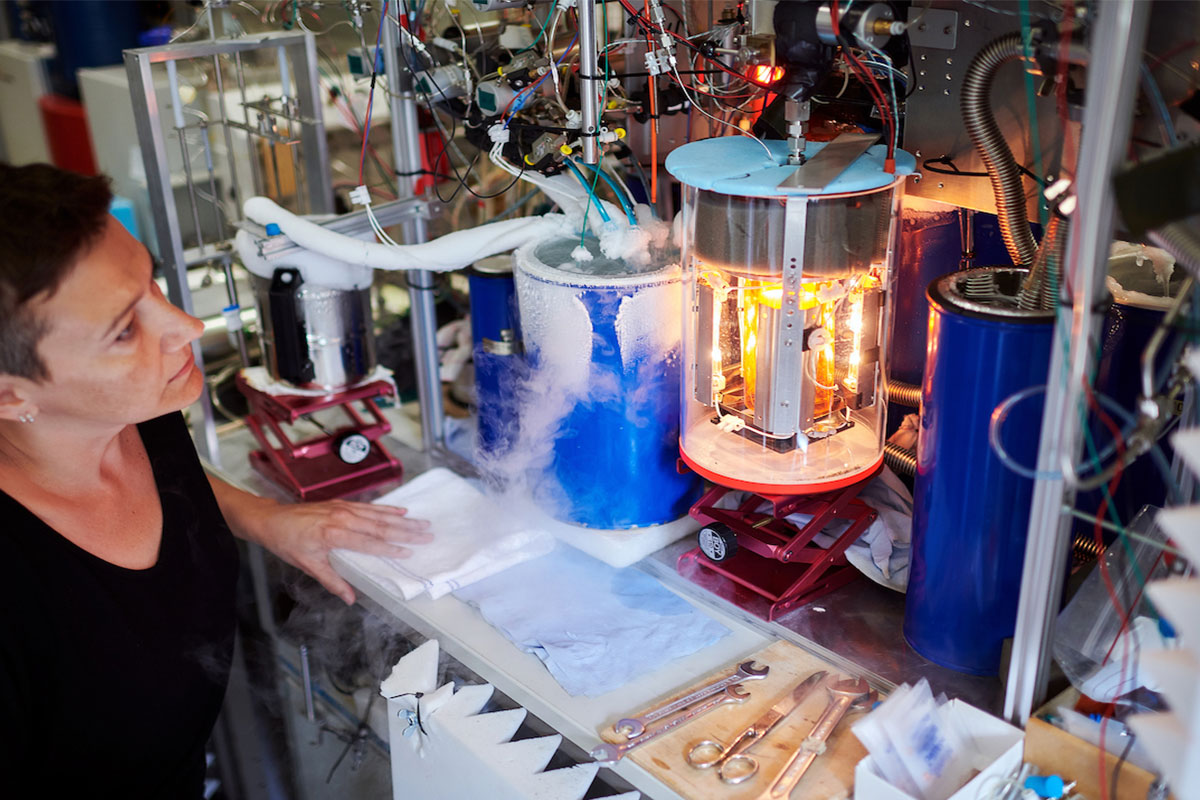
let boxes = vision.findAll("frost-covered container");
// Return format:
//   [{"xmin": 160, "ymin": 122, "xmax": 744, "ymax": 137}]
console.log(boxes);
[
  {"xmin": 666, "ymin": 137, "xmax": 914, "ymax": 493},
  {"xmin": 512, "ymin": 235, "xmax": 701, "ymax": 528}
]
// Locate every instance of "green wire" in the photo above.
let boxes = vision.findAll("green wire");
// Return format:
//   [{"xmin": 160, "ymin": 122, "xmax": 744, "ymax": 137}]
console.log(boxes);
[{"xmin": 517, "ymin": 6, "xmax": 554, "ymax": 54}]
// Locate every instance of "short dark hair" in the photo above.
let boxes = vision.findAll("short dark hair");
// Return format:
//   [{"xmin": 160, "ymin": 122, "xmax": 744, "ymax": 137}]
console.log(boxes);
[{"xmin": 0, "ymin": 163, "xmax": 113, "ymax": 379}]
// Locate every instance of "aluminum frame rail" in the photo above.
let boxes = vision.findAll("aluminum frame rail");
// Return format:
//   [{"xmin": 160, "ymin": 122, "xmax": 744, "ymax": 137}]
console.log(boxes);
[
  {"xmin": 1004, "ymin": 0, "xmax": 1152, "ymax": 725},
  {"xmin": 382, "ymin": 7, "xmax": 444, "ymax": 452},
  {"xmin": 125, "ymin": 30, "xmax": 333, "ymax": 464}
]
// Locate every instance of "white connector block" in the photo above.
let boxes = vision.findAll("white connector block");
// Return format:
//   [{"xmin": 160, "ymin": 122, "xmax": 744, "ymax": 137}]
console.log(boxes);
[{"xmin": 349, "ymin": 185, "xmax": 372, "ymax": 207}]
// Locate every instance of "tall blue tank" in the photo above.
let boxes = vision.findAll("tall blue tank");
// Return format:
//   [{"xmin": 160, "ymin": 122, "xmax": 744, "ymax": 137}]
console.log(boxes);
[
  {"xmin": 468, "ymin": 256, "xmax": 521, "ymax": 458},
  {"xmin": 905, "ymin": 267, "xmax": 1054, "ymax": 675},
  {"xmin": 514, "ymin": 235, "xmax": 701, "ymax": 529}
]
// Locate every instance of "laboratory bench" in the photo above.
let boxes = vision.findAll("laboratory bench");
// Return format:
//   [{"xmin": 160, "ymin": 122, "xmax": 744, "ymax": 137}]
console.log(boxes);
[{"xmin": 201, "ymin": 400, "xmax": 1003, "ymax": 800}]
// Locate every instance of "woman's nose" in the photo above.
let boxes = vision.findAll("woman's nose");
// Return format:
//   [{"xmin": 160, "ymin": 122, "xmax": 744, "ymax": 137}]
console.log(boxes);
[{"xmin": 160, "ymin": 302, "xmax": 205, "ymax": 352}]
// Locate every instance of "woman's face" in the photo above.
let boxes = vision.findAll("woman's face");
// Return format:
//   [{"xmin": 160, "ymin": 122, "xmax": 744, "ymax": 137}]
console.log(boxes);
[{"xmin": 23, "ymin": 216, "xmax": 205, "ymax": 430}]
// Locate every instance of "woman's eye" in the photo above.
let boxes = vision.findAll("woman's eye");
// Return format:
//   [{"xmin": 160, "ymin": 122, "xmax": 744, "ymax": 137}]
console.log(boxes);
[{"xmin": 115, "ymin": 321, "xmax": 136, "ymax": 342}]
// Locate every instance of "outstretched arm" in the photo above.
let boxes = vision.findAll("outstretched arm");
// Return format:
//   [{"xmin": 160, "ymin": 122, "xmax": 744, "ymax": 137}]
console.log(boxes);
[{"xmin": 207, "ymin": 476, "xmax": 432, "ymax": 605}]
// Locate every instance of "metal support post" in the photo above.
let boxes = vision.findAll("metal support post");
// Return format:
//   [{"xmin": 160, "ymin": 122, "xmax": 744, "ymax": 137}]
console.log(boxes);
[
  {"xmin": 1003, "ymin": 0, "xmax": 1151, "ymax": 725},
  {"xmin": 383, "ymin": 9, "xmax": 445, "ymax": 451},
  {"xmin": 578, "ymin": 0, "xmax": 601, "ymax": 164}
]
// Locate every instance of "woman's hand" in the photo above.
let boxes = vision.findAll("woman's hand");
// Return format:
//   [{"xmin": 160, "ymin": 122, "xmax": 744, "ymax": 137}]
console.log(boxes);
[{"xmin": 208, "ymin": 477, "xmax": 432, "ymax": 605}]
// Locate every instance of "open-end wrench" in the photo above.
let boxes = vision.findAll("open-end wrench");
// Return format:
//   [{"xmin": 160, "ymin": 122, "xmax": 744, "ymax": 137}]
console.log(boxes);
[
  {"xmin": 592, "ymin": 684, "xmax": 752, "ymax": 764},
  {"xmin": 764, "ymin": 676, "xmax": 872, "ymax": 799},
  {"xmin": 613, "ymin": 660, "xmax": 769, "ymax": 738}
]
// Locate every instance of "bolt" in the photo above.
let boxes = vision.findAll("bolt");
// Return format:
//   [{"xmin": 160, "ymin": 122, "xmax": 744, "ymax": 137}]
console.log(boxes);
[
  {"xmin": 920, "ymin": 53, "xmax": 926, "ymax": 61},
  {"xmin": 938, "ymin": 182, "xmax": 945, "ymax": 188},
  {"xmin": 943, "ymin": 88, "xmax": 950, "ymax": 95},
  {"xmin": 919, "ymin": 69, "xmax": 926, "ymax": 76},
  {"xmin": 943, "ymin": 26, "xmax": 952, "ymax": 35},
  {"xmin": 964, "ymin": 18, "xmax": 971, "ymax": 27},
  {"xmin": 945, "ymin": 73, "xmax": 952, "ymax": 80},
  {"xmin": 946, "ymin": 57, "xmax": 953, "ymax": 65},
  {"xmin": 918, "ymin": 84, "xmax": 925, "ymax": 91}
]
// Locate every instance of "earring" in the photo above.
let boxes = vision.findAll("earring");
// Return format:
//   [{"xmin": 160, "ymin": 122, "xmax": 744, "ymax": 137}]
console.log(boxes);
[{"xmin": 17, "ymin": 413, "xmax": 35, "ymax": 424}]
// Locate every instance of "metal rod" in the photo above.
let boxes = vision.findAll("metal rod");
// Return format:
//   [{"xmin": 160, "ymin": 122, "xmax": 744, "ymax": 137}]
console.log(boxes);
[
  {"xmin": 167, "ymin": 59, "xmax": 208, "ymax": 255},
  {"xmin": 1063, "ymin": 507, "xmax": 1186, "ymax": 559},
  {"xmin": 234, "ymin": 51, "xmax": 266, "ymax": 198},
  {"xmin": 299, "ymin": 644, "xmax": 316, "ymax": 723},
  {"xmin": 959, "ymin": 207, "xmax": 975, "ymax": 270},
  {"xmin": 1003, "ymin": 0, "xmax": 1151, "ymax": 726},
  {"xmin": 210, "ymin": 53, "xmax": 243, "ymax": 215},
  {"xmin": 578, "ymin": 0, "xmax": 600, "ymax": 164},
  {"xmin": 383, "ymin": 7, "xmax": 444, "ymax": 451}
]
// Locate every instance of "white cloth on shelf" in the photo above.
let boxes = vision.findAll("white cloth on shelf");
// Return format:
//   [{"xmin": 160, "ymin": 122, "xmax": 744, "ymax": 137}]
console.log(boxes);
[
  {"xmin": 334, "ymin": 468, "xmax": 555, "ymax": 600},
  {"xmin": 454, "ymin": 544, "xmax": 730, "ymax": 697}
]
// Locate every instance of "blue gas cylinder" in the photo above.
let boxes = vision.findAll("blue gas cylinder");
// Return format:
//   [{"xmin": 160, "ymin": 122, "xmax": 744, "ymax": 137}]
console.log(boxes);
[
  {"xmin": 468, "ymin": 256, "xmax": 521, "ymax": 458},
  {"xmin": 514, "ymin": 235, "xmax": 701, "ymax": 529},
  {"xmin": 905, "ymin": 267, "xmax": 1055, "ymax": 675}
]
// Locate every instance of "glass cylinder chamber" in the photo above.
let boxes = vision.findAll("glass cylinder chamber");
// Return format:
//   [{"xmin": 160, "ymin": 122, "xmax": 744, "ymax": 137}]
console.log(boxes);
[{"xmin": 666, "ymin": 137, "xmax": 913, "ymax": 493}]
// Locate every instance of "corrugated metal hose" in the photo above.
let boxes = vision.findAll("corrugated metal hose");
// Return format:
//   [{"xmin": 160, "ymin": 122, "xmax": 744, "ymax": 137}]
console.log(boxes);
[{"xmin": 961, "ymin": 32, "xmax": 1040, "ymax": 268}]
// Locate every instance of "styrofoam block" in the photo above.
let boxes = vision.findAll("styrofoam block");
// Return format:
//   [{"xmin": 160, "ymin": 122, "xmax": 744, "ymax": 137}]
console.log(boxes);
[
  {"xmin": 540, "ymin": 512, "xmax": 697, "ymax": 568},
  {"xmin": 450, "ymin": 707, "xmax": 528, "ymax": 745},
  {"xmin": 1156, "ymin": 506, "xmax": 1200, "ymax": 564},
  {"xmin": 1126, "ymin": 711, "xmax": 1199, "ymax": 799},
  {"xmin": 1139, "ymin": 649, "xmax": 1200, "ymax": 730},
  {"xmin": 522, "ymin": 762, "xmax": 600, "ymax": 800},
  {"xmin": 420, "ymin": 682, "xmax": 457, "ymax": 718},
  {"xmin": 380, "ymin": 639, "xmax": 440, "ymax": 698},
  {"xmin": 491, "ymin": 734, "xmax": 562, "ymax": 775},
  {"xmin": 1146, "ymin": 579, "xmax": 1200, "ymax": 651},
  {"xmin": 1171, "ymin": 429, "xmax": 1200, "ymax": 475},
  {"xmin": 439, "ymin": 682, "xmax": 495, "ymax": 718}
]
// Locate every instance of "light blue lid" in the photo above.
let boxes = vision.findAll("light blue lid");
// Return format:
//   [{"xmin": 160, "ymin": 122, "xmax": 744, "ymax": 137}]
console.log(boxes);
[{"xmin": 664, "ymin": 137, "xmax": 915, "ymax": 198}]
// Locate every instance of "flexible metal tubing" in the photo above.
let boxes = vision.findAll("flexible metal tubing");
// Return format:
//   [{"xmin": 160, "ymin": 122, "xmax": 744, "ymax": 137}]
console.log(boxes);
[
  {"xmin": 1018, "ymin": 214, "xmax": 1068, "ymax": 310},
  {"xmin": 887, "ymin": 379, "xmax": 922, "ymax": 409},
  {"xmin": 884, "ymin": 442, "xmax": 917, "ymax": 478},
  {"xmin": 961, "ymin": 33, "xmax": 1039, "ymax": 268}
]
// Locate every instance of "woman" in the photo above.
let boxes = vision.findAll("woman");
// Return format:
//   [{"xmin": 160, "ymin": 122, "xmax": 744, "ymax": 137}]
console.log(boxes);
[{"xmin": 0, "ymin": 163, "xmax": 431, "ymax": 797}]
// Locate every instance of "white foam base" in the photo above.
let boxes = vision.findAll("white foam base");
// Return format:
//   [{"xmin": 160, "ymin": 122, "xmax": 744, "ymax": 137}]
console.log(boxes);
[{"xmin": 529, "ymin": 510, "xmax": 698, "ymax": 568}]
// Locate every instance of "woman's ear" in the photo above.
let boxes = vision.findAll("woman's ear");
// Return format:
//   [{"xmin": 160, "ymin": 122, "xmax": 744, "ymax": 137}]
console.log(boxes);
[{"xmin": 0, "ymin": 379, "xmax": 38, "ymax": 423}]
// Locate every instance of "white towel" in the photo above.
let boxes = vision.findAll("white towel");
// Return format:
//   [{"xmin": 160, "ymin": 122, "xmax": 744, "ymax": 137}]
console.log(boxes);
[{"xmin": 334, "ymin": 468, "xmax": 555, "ymax": 600}]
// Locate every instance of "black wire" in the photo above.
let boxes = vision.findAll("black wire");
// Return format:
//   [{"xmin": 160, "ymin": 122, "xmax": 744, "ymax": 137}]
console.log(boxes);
[
  {"xmin": 1111, "ymin": 730, "xmax": 1136, "ymax": 797},
  {"xmin": 922, "ymin": 156, "xmax": 1048, "ymax": 186},
  {"xmin": 396, "ymin": 0, "xmax": 527, "ymax": 203}
]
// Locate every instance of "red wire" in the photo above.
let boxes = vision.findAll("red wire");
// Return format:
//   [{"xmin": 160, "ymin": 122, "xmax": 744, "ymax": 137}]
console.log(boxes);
[
  {"xmin": 1083, "ymin": 378, "xmax": 1128, "ymax": 800},
  {"xmin": 830, "ymin": 2, "xmax": 895, "ymax": 160}
]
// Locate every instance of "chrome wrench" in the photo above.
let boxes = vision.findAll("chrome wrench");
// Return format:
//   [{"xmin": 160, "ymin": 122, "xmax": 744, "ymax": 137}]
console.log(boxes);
[
  {"xmin": 592, "ymin": 684, "xmax": 752, "ymax": 764},
  {"xmin": 613, "ymin": 660, "xmax": 769, "ymax": 738},
  {"xmin": 765, "ymin": 676, "xmax": 872, "ymax": 798}
]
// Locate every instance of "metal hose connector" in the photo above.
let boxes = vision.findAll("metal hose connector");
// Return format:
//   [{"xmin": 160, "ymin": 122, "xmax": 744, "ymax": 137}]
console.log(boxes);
[
  {"xmin": 1148, "ymin": 216, "xmax": 1200, "ymax": 280},
  {"xmin": 887, "ymin": 379, "xmax": 922, "ymax": 408},
  {"xmin": 884, "ymin": 442, "xmax": 917, "ymax": 478},
  {"xmin": 961, "ymin": 33, "xmax": 1039, "ymax": 268}
]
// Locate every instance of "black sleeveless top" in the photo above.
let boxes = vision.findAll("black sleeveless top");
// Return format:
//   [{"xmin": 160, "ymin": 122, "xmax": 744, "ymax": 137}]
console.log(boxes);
[{"xmin": 0, "ymin": 412, "xmax": 240, "ymax": 799}]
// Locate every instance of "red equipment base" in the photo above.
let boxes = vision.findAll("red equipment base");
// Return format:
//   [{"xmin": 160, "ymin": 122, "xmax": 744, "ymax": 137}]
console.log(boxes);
[
  {"xmin": 677, "ymin": 466, "xmax": 881, "ymax": 621},
  {"xmin": 236, "ymin": 373, "xmax": 403, "ymax": 502}
]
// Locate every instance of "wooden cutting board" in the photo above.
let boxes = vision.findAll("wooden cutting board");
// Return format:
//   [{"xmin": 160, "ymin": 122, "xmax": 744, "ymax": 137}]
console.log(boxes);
[{"xmin": 599, "ymin": 639, "xmax": 874, "ymax": 799}]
